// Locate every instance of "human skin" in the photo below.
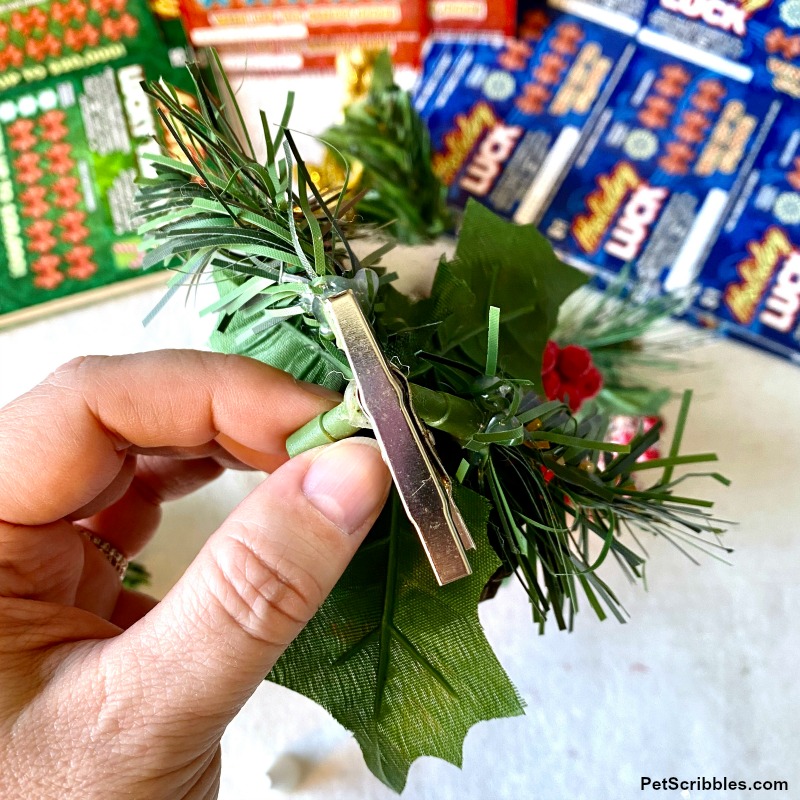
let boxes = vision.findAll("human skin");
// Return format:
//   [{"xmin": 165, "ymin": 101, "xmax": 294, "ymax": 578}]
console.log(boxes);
[{"xmin": 0, "ymin": 350, "xmax": 391, "ymax": 799}]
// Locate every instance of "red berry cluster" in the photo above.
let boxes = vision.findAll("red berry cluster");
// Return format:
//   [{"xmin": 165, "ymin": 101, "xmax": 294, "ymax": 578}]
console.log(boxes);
[
  {"xmin": 637, "ymin": 64, "xmax": 690, "ymax": 129},
  {"xmin": 541, "ymin": 340, "xmax": 602, "ymax": 412},
  {"xmin": 497, "ymin": 38, "xmax": 532, "ymax": 72},
  {"xmin": 40, "ymin": 109, "xmax": 69, "ymax": 142},
  {"xmin": 65, "ymin": 244, "xmax": 97, "ymax": 279}
]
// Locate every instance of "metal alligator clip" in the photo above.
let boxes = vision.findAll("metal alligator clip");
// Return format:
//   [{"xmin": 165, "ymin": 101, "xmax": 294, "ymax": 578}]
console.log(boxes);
[{"xmin": 324, "ymin": 289, "xmax": 474, "ymax": 585}]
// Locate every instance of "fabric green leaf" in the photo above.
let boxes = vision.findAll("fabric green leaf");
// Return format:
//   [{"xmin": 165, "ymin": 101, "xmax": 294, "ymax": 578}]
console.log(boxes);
[
  {"xmin": 210, "ymin": 313, "xmax": 349, "ymax": 391},
  {"xmin": 378, "ymin": 258, "xmax": 475, "ymax": 374},
  {"xmin": 268, "ymin": 487, "xmax": 523, "ymax": 792},
  {"xmin": 440, "ymin": 200, "xmax": 587, "ymax": 385}
]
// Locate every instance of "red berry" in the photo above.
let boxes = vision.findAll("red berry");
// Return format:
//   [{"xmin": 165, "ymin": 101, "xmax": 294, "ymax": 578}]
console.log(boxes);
[{"xmin": 541, "ymin": 340, "xmax": 603, "ymax": 412}]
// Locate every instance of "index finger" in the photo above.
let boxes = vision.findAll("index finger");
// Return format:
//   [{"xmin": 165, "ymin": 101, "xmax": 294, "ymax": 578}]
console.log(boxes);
[{"xmin": 0, "ymin": 350, "xmax": 339, "ymax": 526}]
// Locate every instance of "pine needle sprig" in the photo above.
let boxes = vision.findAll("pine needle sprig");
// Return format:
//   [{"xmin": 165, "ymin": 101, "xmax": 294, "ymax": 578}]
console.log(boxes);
[
  {"xmin": 321, "ymin": 50, "xmax": 452, "ymax": 244},
  {"xmin": 554, "ymin": 275, "xmax": 707, "ymax": 417},
  {"xmin": 469, "ymin": 389, "xmax": 728, "ymax": 630},
  {"xmin": 136, "ymin": 59, "xmax": 393, "ymax": 351},
  {"xmin": 554, "ymin": 272, "xmax": 689, "ymax": 351}
]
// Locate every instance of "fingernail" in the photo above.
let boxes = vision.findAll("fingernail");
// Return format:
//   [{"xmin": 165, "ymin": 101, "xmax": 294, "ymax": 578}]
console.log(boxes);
[
  {"xmin": 302, "ymin": 438, "xmax": 390, "ymax": 534},
  {"xmin": 296, "ymin": 379, "xmax": 343, "ymax": 403}
]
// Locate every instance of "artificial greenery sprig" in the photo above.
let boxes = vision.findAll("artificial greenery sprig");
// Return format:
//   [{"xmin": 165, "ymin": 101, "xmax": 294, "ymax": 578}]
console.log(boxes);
[
  {"xmin": 553, "ymin": 274, "xmax": 705, "ymax": 417},
  {"xmin": 321, "ymin": 50, "xmax": 452, "ymax": 244},
  {"xmin": 136, "ymin": 58, "xmax": 729, "ymax": 792}
]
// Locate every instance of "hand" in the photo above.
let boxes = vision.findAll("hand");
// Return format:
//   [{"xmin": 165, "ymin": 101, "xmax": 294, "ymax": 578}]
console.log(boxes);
[{"xmin": 0, "ymin": 351, "xmax": 391, "ymax": 799}]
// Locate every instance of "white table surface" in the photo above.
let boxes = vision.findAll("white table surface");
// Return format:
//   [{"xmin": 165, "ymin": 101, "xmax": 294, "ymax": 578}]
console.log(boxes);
[{"xmin": 1, "ymin": 77, "xmax": 799, "ymax": 800}]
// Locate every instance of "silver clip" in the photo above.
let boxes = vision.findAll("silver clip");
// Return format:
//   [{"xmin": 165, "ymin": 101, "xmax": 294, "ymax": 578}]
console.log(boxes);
[{"xmin": 324, "ymin": 289, "xmax": 474, "ymax": 585}]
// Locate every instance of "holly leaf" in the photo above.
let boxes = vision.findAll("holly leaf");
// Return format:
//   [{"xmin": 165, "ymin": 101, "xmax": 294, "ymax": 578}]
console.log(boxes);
[
  {"xmin": 377, "ymin": 257, "xmax": 475, "ymax": 375},
  {"xmin": 439, "ymin": 200, "xmax": 587, "ymax": 386},
  {"xmin": 268, "ymin": 486, "xmax": 524, "ymax": 792}
]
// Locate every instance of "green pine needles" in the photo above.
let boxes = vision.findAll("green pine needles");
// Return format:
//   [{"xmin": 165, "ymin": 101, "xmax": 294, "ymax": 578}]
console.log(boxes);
[
  {"xmin": 321, "ymin": 50, "xmax": 452, "ymax": 244},
  {"xmin": 136, "ymin": 56, "xmax": 729, "ymax": 792},
  {"xmin": 553, "ymin": 274, "xmax": 700, "ymax": 417}
]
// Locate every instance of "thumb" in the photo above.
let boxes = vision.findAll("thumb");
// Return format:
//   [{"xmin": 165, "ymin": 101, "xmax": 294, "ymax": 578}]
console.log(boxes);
[{"xmin": 102, "ymin": 437, "xmax": 390, "ymax": 737}]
